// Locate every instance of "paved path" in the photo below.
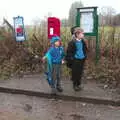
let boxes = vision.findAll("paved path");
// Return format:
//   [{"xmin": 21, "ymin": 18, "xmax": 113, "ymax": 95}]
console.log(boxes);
[{"xmin": 0, "ymin": 74, "xmax": 119, "ymax": 106}]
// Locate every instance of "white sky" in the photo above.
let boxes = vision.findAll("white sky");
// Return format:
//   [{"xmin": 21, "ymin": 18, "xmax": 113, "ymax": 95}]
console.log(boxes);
[{"xmin": 0, "ymin": 0, "xmax": 119, "ymax": 25}]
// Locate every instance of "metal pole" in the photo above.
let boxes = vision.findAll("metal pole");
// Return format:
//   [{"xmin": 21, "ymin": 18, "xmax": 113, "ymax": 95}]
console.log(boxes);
[{"xmin": 96, "ymin": 15, "xmax": 100, "ymax": 64}]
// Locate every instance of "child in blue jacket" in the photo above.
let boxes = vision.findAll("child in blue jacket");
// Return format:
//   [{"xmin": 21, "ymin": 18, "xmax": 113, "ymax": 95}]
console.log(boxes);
[{"xmin": 42, "ymin": 35, "xmax": 64, "ymax": 94}]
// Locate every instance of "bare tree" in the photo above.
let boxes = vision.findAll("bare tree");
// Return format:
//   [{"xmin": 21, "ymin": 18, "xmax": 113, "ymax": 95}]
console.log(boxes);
[
  {"xmin": 99, "ymin": 6, "xmax": 116, "ymax": 26},
  {"xmin": 113, "ymin": 14, "xmax": 120, "ymax": 26},
  {"xmin": 68, "ymin": 1, "xmax": 83, "ymax": 27}
]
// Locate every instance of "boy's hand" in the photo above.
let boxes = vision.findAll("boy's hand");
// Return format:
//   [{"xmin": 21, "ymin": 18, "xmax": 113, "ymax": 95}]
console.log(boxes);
[
  {"xmin": 62, "ymin": 60, "xmax": 65, "ymax": 64},
  {"xmin": 42, "ymin": 57, "xmax": 46, "ymax": 63}
]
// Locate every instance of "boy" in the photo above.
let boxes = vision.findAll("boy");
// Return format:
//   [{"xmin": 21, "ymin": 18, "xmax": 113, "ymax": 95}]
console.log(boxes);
[
  {"xmin": 42, "ymin": 35, "xmax": 64, "ymax": 94},
  {"xmin": 66, "ymin": 27, "xmax": 88, "ymax": 91}
]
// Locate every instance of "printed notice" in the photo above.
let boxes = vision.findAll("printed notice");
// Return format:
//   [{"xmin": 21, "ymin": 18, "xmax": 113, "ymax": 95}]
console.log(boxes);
[{"xmin": 80, "ymin": 13, "xmax": 94, "ymax": 33}]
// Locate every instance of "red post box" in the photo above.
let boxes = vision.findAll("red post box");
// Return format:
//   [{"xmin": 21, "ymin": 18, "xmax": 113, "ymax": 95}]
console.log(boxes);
[{"xmin": 48, "ymin": 17, "xmax": 60, "ymax": 39}]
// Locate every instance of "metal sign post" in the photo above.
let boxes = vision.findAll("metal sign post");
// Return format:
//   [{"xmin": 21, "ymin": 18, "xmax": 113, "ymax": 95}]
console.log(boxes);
[{"xmin": 76, "ymin": 7, "xmax": 99, "ymax": 63}]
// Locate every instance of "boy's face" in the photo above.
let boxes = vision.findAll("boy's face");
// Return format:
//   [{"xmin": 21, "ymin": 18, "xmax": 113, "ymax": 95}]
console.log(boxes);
[
  {"xmin": 77, "ymin": 32, "xmax": 84, "ymax": 39},
  {"xmin": 54, "ymin": 40, "xmax": 60, "ymax": 47}
]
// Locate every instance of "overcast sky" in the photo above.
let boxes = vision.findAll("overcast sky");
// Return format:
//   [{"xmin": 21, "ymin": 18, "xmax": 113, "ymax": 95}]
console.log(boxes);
[{"xmin": 0, "ymin": 0, "xmax": 119, "ymax": 25}]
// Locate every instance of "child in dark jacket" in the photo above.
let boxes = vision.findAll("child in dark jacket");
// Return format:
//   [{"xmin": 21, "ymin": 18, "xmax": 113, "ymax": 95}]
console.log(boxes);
[
  {"xmin": 66, "ymin": 27, "xmax": 88, "ymax": 91},
  {"xmin": 43, "ymin": 35, "xmax": 65, "ymax": 94}
]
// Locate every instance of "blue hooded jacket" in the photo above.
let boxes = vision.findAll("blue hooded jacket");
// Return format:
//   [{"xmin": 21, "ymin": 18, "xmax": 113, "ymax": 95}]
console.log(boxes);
[{"xmin": 44, "ymin": 35, "xmax": 64, "ymax": 87}]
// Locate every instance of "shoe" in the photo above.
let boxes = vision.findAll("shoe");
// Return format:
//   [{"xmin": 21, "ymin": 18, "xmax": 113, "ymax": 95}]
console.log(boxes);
[
  {"xmin": 56, "ymin": 86, "xmax": 63, "ymax": 92},
  {"xmin": 73, "ymin": 85, "xmax": 81, "ymax": 91},
  {"xmin": 51, "ymin": 88, "xmax": 57, "ymax": 95},
  {"xmin": 78, "ymin": 85, "xmax": 83, "ymax": 90}
]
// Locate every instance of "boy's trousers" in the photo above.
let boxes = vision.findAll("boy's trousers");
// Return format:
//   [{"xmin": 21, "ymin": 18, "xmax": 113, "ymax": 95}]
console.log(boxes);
[
  {"xmin": 52, "ymin": 64, "xmax": 61, "ymax": 88},
  {"xmin": 72, "ymin": 59, "xmax": 85, "ymax": 86}
]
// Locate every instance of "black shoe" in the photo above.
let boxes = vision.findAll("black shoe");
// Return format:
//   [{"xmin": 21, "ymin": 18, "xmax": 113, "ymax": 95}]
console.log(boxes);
[
  {"xmin": 73, "ymin": 85, "xmax": 81, "ymax": 91},
  {"xmin": 56, "ymin": 86, "xmax": 63, "ymax": 92},
  {"xmin": 77, "ymin": 85, "xmax": 83, "ymax": 90}
]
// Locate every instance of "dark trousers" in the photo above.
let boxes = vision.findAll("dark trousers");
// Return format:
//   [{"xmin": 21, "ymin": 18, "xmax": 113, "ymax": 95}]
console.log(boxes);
[{"xmin": 72, "ymin": 59, "xmax": 85, "ymax": 86}]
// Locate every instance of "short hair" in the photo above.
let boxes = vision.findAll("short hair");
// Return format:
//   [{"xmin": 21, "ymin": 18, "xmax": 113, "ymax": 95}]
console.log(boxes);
[
  {"xmin": 74, "ymin": 27, "xmax": 84, "ymax": 38},
  {"xmin": 74, "ymin": 27, "xmax": 84, "ymax": 33},
  {"xmin": 70, "ymin": 26, "xmax": 77, "ymax": 35}
]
